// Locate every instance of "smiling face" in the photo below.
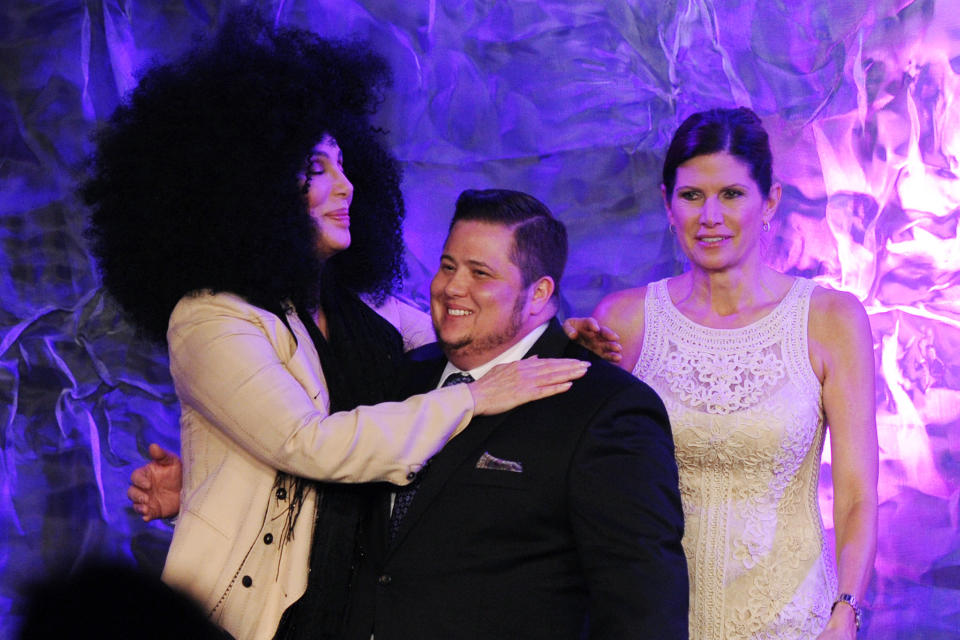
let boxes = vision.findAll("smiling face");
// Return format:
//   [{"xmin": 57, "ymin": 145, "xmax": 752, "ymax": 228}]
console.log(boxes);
[
  {"xmin": 665, "ymin": 151, "xmax": 780, "ymax": 274},
  {"xmin": 301, "ymin": 136, "xmax": 354, "ymax": 259},
  {"xmin": 430, "ymin": 220, "xmax": 542, "ymax": 370}
]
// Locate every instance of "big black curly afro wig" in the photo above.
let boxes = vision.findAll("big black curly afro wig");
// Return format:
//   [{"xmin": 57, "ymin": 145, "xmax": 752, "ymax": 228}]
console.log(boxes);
[{"xmin": 83, "ymin": 7, "xmax": 405, "ymax": 342}]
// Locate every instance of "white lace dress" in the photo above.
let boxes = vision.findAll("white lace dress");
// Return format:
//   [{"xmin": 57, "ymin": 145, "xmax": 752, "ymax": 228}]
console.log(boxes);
[{"xmin": 633, "ymin": 278, "xmax": 837, "ymax": 639}]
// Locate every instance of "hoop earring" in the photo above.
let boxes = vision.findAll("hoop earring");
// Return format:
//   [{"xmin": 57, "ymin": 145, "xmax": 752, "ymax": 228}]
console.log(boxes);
[
  {"xmin": 669, "ymin": 224, "xmax": 676, "ymax": 235},
  {"xmin": 762, "ymin": 221, "xmax": 770, "ymax": 232}
]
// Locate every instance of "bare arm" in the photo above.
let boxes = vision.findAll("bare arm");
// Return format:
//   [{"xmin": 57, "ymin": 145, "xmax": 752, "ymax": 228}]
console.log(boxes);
[
  {"xmin": 810, "ymin": 289, "xmax": 878, "ymax": 640},
  {"xmin": 576, "ymin": 287, "xmax": 647, "ymax": 373}
]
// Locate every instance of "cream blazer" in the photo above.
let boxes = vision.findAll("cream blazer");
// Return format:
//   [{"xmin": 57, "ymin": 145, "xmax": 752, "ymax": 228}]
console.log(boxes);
[{"xmin": 160, "ymin": 292, "xmax": 473, "ymax": 640}]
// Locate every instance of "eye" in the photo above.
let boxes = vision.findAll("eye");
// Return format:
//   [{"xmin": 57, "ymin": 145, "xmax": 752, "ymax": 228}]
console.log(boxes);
[
  {"xmin": 677, "ymin": 189, "xmax": 701, "ymax": 202},
  {"xmin": 305, "ymin": 156, "xmax": 328, "ymax": 176},
  {"xmin": 722, "ymin": 188, "xmax": 745, "ymax": 199},
  {"xmin": 440, "ymin": 262, "xmax": 455, "ymax": 273},
  {"xmin": 473, "ymin": 269, "xmax": 490, "ymax": 278}
]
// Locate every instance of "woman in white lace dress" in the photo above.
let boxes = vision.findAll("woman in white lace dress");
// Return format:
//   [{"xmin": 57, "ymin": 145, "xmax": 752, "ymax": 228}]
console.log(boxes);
[{"xmin": 567, "ymin": 108, "xmax": 877, "ymax": 639}]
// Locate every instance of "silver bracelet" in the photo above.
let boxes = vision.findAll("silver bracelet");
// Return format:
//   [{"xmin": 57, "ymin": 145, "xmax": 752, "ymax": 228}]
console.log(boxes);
[{"xmin": 831, "ymin": 593, "xmax": 862, "ymax": 631}]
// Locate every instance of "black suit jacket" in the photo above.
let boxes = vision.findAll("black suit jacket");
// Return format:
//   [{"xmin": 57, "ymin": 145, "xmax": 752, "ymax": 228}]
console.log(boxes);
[{"xmin": 357, "ymin": 319, "xmax": 687, "ymax": 639}]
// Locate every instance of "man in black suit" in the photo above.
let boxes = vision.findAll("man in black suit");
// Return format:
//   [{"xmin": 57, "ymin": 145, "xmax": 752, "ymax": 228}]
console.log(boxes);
[
  {"xmin": 127, "ymin": 188, "xmax": 688, "ymax": 639},
  {"xmin": 359, "ymin": 189, "xmax": 687, "ymax": 639}
]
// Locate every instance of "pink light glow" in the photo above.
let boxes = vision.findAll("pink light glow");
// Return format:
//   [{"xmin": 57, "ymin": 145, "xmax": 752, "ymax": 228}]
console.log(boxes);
[{"xmin": 809, "ymin": 7, "xmax": 960, "ymax": 583}]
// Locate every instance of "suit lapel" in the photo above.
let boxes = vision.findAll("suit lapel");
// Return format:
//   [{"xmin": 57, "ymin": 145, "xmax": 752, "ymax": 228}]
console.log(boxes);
[
  {"xmin": 394, "ymin": 343, "xmax": 446, "ymax": 400},
  {"xmin": 387, "ymin": 319, "xmax": 571, "ymax": 554},
  {"xmin": 387, "ymin": 407, "xmax": 514, "ymax": 554},
  {"xmin": 525, "ymin": 317, "xmax": 571, "ymax": 360}
]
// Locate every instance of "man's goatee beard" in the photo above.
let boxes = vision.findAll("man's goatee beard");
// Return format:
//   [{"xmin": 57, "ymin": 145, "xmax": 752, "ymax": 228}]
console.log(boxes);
[{"xmin": 438, "ymin": 300, "xmax": 525, "ymax": 362}]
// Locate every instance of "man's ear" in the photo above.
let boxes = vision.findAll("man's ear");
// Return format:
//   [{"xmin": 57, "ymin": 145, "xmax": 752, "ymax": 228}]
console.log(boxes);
[{"xmin": 528, "ymin": 276, "xmax": 556, "ymax": 314}]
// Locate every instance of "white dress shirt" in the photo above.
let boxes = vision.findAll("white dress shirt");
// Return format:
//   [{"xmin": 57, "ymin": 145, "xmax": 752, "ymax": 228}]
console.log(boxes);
[
  {"xmin": 388, "ymin": 322, "xmax": 550, "ymax": 515},
  {"xmin": 437, "ymin": 322, "xmax": 549, "ymax": 389}
]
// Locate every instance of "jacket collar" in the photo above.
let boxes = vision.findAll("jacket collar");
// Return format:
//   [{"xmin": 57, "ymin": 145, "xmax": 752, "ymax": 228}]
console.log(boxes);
[{"xmin": 386, "ymin": 318, "xmax": 572, "ymax": 554}]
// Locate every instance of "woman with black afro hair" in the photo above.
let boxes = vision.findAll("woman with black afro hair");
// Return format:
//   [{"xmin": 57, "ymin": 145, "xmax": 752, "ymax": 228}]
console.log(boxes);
[{"xmin": 83, "ymin": 9, "xmax": 587, "ymax": 640}]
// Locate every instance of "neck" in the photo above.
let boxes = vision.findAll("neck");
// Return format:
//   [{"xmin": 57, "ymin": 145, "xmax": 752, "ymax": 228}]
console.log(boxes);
[
  {"xmin": 446, "ymin": 351, "xmax": 499, "ymax": 372},
  {"xmin": 679, "ymin": 264, "xmax": 785, "ymax": 317},
  {"xmin": 444, "ymin": 315, "xmax": 551, "ymax": 371}
]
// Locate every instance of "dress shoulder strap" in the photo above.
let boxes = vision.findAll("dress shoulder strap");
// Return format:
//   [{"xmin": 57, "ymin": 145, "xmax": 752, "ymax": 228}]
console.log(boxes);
[
  {"xmin": 632, "ymin": 278, "xmax": 671, "ymax": 380},
  {"xmin": 780, "ymin": 277, "xmax": 821, "ymax": 394}
]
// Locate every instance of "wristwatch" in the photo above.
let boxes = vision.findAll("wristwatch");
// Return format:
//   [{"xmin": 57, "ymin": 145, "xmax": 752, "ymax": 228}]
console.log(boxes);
[{"xmin": 831, "ymin": 593, "xmax": 862, "ymax": 631}]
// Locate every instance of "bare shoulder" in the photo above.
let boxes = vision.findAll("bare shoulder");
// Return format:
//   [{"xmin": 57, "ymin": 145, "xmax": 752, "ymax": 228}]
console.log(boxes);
[
  {"xmin": 593, "ymin": 286, "xmax": 647, "ymax": 330},
  {"xmin": 809, "ymin": 286, "xmax": 871, "ymax": 343},
  {"xmin": 808, "ymin": 285, "xmax": 873, "ymax": 380},
  {"xmin": 593, "ymin": 286, "xmax": 648, "ymax": 370}
]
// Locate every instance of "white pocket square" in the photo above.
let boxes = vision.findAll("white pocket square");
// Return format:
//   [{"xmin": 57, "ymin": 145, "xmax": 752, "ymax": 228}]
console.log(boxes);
[{"xmin": 475, "ymin": 451, "xmax": 523, "ymax": 473}]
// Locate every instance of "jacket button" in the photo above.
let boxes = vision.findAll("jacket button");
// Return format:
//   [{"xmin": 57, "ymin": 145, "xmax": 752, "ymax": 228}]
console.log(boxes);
[
  {"xmin": 242, "ymin": 576, "xmax": 253, "ymax": 588},
  {"xmin": 276, "ymin": 487, "xmax": 287, "ymax": 500},
  {"xmin": 377, "ymin": 574, "xmax": 392, "ymax": 585},
  {"xmin": 263, "ymin": 533, "xmax": 273, "ymax": 545}
]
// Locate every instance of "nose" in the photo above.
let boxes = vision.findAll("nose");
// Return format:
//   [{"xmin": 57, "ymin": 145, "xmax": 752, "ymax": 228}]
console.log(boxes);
[
  {"xmin": 699, "ymin": 195, "xmax": 723, "ymax": 226},
  {"xmin": 443, "ymin": 268, "xmax": 468, "ymax": 297},
  {"xmin": 333, "ymin": 166, "xmax": 353, "ymax": 202}
]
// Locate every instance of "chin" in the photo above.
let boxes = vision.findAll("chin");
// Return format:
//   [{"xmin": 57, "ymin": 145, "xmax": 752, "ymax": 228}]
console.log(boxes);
[
  {"xmin": 318, "ymin": 238, "xmax": 351, "ymax": 258},
  {"xmin": 438, "ymin": 335, "xmax": 471, "ymax": 354}
]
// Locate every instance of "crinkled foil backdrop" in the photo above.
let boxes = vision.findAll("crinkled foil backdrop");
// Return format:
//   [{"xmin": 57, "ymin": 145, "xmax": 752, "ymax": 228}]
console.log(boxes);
[{"xmin": 1, "ymin": 0, "xmax": 959, "ymax": 637}]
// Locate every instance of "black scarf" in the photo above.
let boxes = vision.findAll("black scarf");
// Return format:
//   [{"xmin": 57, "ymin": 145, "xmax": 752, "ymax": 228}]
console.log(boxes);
[{"xmin": 272, "ymin": 269, "xmax": 404, "ymax": 640}]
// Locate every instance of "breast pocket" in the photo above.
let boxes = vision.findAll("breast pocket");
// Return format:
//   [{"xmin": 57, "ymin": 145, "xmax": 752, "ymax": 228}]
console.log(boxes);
[{"xmin": 456, "ymin": 467, "xmax": 531, "ymax": 491}]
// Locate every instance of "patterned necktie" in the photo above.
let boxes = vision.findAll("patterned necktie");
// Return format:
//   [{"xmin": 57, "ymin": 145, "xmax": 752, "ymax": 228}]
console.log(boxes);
[{"xmin": 387, "ymin": 371, "xmax": 474, "ymax": 541}]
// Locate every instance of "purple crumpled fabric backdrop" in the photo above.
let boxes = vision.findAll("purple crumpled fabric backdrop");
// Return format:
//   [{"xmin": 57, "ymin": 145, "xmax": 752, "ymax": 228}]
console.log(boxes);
[{"xmin": 2, "ymin": 0, "xmax": 959, "ymax": 637}]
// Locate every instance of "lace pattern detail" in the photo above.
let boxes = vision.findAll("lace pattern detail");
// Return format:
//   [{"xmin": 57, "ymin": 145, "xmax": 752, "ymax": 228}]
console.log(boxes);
[{"xmin": 635, "ymin": 278, "xmax": 836, "ymax": 639}]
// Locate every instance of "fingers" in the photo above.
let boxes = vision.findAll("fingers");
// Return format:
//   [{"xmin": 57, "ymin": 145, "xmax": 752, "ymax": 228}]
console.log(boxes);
[
  {"xmin": 511, "ymin": 358, "xmax": 590, "ymax": 381},
  {"xmin": 148, "ymin": 443, "xmax": 177, "ymax": 465},
  {"xmin": 529, "ymin": 380, "xmax": 574, "ymax": 400},
  {"xmin": 130, "ymin": 467, "xmax": 152, "ymax": 491},
  {"xmin": 512, "ymin": 357, "xmax": 588, "ymax": 373},
  {"xmin": 133, "ymin": 498, "xmax": 161, "ymax": 522},
  {"xmin": 128, "ymin": 485, "xmax": 145, "ymax": 504},
  {"xmin": 527, "ymin": 361, "xmax": 590, "ymax": 385},
  {"xmin": 486, "ymin": 359, "xmax": 588, "ymax": 388},
  {"xmin": 598, "ymin": 325, "xmax": 621, "ymax": 343},
  {"xmin": 127, "ymin": 487, "xmax": 154, "ymax": 521},
  {"xmin": 562, "ymin": 317, "xmax": 600, "ymax": 339}
]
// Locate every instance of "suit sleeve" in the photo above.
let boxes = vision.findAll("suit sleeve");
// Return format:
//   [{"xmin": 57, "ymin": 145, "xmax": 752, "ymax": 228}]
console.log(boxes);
[
  {"xmin": 568, "ymin": 382, "xmax": 688, "ymax": 639},
  {"xmin": 168, "ymin": 293, "xmax": 474, "ymax": 486}
]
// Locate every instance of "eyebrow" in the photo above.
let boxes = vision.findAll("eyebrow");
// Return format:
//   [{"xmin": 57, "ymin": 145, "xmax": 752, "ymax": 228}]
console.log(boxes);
[
  {"xmin": 308, "ymin": 149, "xmax": 344, "ymax": 163},
  {"xmin": 675, "ymin": 182, "xmax": 749, "ymax": 190},
  {"xmin": 442, "ymin": 254, "xmax": 497, "ymax": 272}
]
